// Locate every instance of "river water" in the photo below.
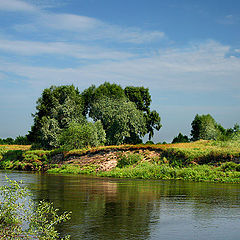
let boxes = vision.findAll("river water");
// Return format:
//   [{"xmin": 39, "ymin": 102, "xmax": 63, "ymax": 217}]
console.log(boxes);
[{"xmin": 0, "ymin": 170, "xmax": 240, "ymax": 240}]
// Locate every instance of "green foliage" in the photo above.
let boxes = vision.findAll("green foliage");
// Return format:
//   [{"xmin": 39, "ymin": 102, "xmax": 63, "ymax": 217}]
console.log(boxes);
[
  {"xmin": 220, "ymin": 162, "xmax": 240, "ymax": 172},
  {"xmin": 94, "ymin": 120, "xmax": 107, "ymax": 146},
  {"xmin": 0, "ymin": 137, "xmax": 14, "ymax": 145},
  {"xmin": 145, "ymin": 140, "xmax": 154, "ymax": 144},
  {"xmin": 0, "ymin": 150, "xmax": 50, "ymax": 171},
  {"xmin": 124, "ymin": 86, "xmax": 151, "ymax": 113},
  {"xmin": 0, "ymin": 146, "xmax": 7, "ymax": 160},
  {"xmin": 28, "ymin": 85, "xmax": 85, "ymax": 149},
  {"xmin": 48, "ymin": 164, "xmax": 98, "ymax": 175},
  {"xmin": 144, "ymin": 110, "xmax": 162, "ymax": 140},
  {"xmin": 91, "ymin": 97, "xmax": 146, "ymax": 145},
  {"xmin": 82, "ymin": 82, "xmax": 162, "ymax": 144},
  {"xmin": 0, "ymin": 136, "xmax": 30, "ymax": 145},
  {"xmin": 28, "ymin": 82, "xmax": 161, "ymax": 147},
  {"xmin": 124, "ymin": 86, "xmax": 162, "ymax": 140},
  {"xmin": 99, "ymin": 162, "xmax": 240, "ymax": 183},
  {"xmin": 172, "ymin": 133, "xmax": 189, "ymax": 143},
  {"xmin": 0, "ymin": 177, "xmax": 71, "ymax": 239},
  {"xmin": 14, "ymin": 135, "xmax": 30, "ymax": 145},
  {"xmin": 40, "ymin": 117, "xmax": 61, "ymax": 149},
  {"xmin": 191, "ymin": 114, "xmax": 222, "ymax": 141},
  {"xmin": 1, "ymin": 150, "xmax": 23, "ymax": 162},
  {"xmin": 116, "ymin": 153, "xmax": 143, "ymax": 168},
  {"xmin": 60, "ymin": 121, "xmax": 106, "ymax": 150},
  {"xmin": 190, "ymin": 114, "xmax": 240, "ymax": 143},
  {"xmin": 220, "ymin": 123, "xmax": 240, "ymax": 141},
  {"xmin": 82, "ymin": 82, "xmax": 126, "ymax": 117}
]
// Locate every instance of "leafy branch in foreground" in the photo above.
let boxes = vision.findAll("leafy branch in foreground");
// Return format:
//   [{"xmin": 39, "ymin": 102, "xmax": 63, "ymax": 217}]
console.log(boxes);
[{"xmin": 0, "ymin": 177, "xmax": 71, "ymax": 239}]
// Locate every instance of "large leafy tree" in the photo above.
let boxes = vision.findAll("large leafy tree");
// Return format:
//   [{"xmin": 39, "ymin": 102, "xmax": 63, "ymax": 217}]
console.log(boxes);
[
  {"xmin": 28, "ymin": 85, "xmax": 85, "ymax": 148},
  {"xmin": 91, "ymin": 97, "xmax": 146, "ymax": 145},
  {"xmin": 190, "ymin": 114, "xmax": 222, "ymax": 141},
  {"xmin": 82, "ymin": 82, "xmax": 161, "ymax": 143}
]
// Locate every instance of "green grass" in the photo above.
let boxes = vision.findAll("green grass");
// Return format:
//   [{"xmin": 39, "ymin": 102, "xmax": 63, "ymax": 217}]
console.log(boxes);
[
  {"xmin": 48, "ymin": 164, "xmax": 98, "ymax": 175},
  {"xmin": 97, "ymin": 162, "xmax": 240, "ymax": 183},
  {"xmin": 0, "ymin": 149, "xmax": 51, "ymax": 171}
]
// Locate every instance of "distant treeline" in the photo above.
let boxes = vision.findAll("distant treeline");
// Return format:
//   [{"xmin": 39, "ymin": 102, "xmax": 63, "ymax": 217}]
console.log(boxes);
[
  {"xmin": 0, "ymin": 136, "xmax": 30, "ymax": 145},
  {"xmin": 172, "ymin": 114, "xmax": 240, "ymax": 143}
]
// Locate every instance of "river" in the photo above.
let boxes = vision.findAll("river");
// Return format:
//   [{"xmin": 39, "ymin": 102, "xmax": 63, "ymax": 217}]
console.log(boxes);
[{"xmin": 0, "ymin": 170, "xmax": 240, "ymax": 240}]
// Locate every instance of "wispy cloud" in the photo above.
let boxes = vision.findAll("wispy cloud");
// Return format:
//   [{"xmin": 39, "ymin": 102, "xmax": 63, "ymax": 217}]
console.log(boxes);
[
  {"xmin": 0, "ymin": 41, "xmax": 239, "ymax": 92},
  {"xmin": 41, "ymin": 13, "xmax": 100, "ymax": 32},
  {"xmin": 1, "ymin": 0, "xmax": 165, "ymax": 44},
  {"xmin": 13, "ymin": 12, "xmax": 165, "ymax": 44},
  {"xmin": 0, "ymin": 38, "xmax": 135, "ymax": 60},
  {"xmin": 217, "ymin": 14, "xmax": 239, "ymax": 25},
  {"xmin": 0, "ymin": 0, "xmax": 37, "ymax": 12}
]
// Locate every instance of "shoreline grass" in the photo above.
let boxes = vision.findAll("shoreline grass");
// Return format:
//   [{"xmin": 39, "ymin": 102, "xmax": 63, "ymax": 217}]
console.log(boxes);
[{"xmin": 47, "ymin": 162, "xmax": 240, "ymax": 183}]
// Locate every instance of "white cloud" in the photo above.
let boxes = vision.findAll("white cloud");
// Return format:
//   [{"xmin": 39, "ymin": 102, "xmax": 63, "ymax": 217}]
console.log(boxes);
[
  {"xmin": 0, "ymin": 38, "xmax": 134, "ymax": 60},
  {"xmin": 3, "ymin": 1, "xmax": 165, "ymax": 44},
  {"xmin": 0, "ymin": 41, "xmax": 239, "ymax": 92},
  {"xmin": 13, "ymin": 11, "xmax": 165, "ymax": 44},
  {"xmin": 41, "ymin": 13, "xmax": 100, "ymax": 32},
  {"xmin": 0, "ymin": 0, "xmax": 37, "ymax": 12}
]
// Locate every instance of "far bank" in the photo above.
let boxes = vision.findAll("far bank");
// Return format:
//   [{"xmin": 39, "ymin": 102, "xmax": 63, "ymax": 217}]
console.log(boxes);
[{"xmin": 0, "ymin": 140, "xmax": 240, "ymax": 183}]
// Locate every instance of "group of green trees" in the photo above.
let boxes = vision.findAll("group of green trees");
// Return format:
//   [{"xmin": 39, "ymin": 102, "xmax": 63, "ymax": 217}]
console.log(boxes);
[
  {"xmin": 172, "ymin": 114, "xmax": 240, "ymax": 143},
  {"xmin": 27, "ymin": 82, "xmax": 162, "ymax": 149},
  {"xmin": 0, "ymin": 136, "xmax": 30, "ymax": 145},
  {"xmin": 1, "ymin": 82, "xmax": 238, "ymax": 148}
]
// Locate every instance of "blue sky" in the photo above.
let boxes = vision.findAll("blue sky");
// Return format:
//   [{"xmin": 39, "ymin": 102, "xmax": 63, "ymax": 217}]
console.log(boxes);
[{"xmin": 0, "ymin": 0, "xmax": 240, "ymax": 142}]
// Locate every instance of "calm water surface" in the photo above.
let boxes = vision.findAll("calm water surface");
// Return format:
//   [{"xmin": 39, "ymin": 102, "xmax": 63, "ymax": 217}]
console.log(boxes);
[{"xmin": 0, "ymin": 170, "xmax": 240, "ymax": 240}]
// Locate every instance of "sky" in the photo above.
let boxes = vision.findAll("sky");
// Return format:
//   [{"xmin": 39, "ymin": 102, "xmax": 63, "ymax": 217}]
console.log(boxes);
[{"xmin": 0, "ymin": 0, "xmax": 240, "ymax": 143}]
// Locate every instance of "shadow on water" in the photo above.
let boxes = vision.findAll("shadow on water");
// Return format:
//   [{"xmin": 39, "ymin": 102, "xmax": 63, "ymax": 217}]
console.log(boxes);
[{"xmin": 1, "ymin": 170, "xmax": 240, "ymax": 240}]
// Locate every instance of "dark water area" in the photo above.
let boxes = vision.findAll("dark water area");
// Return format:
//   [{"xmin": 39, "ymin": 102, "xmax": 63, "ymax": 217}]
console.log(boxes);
[{"xmin": 0, "ymin": 170, "xmax": 240, "ymax": 240}]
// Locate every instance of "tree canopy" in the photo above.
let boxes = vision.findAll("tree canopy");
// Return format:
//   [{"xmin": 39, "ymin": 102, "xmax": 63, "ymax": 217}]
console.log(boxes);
[
  {"xmin": 60, "ymin": 121, "xmax": 106, "ymax": 150},
  {"xmin": 81, "ymin": 82, "xmax": 126, "ymax": 116},
  {"xmin": 172, "ymin": 133, "xmax": 189, "ymax": 143},
  {"xmin": 91, "ymin": 97, "xmax": 146, "ymax": 145},
  {"xmin": 81, "ymin": 82, "xmax": 162, "ymax": 143},
  {"xmin": 28, "ymin": 85, "xmax": 85, "ymax": 148},
  {"xmin": 28, "ymin": 83, "xmax": 162, "ymax": 148},
  {"xmin": 190, "ymin": 114, "xmax": 222, "ymax": 141}
]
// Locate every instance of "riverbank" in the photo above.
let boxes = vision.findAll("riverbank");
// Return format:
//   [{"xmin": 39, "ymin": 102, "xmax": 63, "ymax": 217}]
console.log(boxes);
[{"xmin": 1, "ymin": 140, "xmax": 240, "ymax": 183}]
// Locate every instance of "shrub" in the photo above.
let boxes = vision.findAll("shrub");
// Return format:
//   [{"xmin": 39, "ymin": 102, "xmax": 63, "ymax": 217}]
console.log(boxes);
[
  {"xmin": 116, "ymin": 153, "xmax": 143, "ymax": 168},
  {"xmin": 172, "ymin": 133, "xmax": 189, "ymax": 143},
  {"xmin": 60, "ymin": 121, "xmax": 106, "ymax": 150},
  {"xmin": 0, "ymin": 177, "xmax": 71, "ymax": 239},
  {"xmin": 220, "ymin": 162, "xmax": 240, "ymax": 172},
  {"xmin": 145, "ymin": 140, "xmax": 154, "ymax": 145}
]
